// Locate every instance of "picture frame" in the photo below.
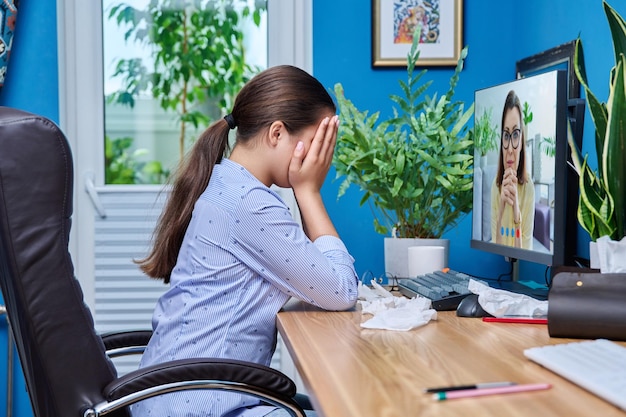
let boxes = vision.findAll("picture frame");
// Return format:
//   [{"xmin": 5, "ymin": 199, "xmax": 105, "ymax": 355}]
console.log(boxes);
[
  {"xmin": 516, "ymin": 40, "xmax": 580, "ymax": 100},
  {"xmin": 372, "ymin": 0, "xmax": 463, "ymax": 67}
]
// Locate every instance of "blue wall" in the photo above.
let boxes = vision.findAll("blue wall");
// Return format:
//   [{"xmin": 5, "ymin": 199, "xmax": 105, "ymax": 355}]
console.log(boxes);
[
  {"xmin": 0, "ymin": 1, "xmax": 59, "ymax": 121},
  {"xmin": 0, "ymin": 0, "xmax": 624, "ymax": 415},
  {"xmin": 0, "ymin": 2, "xmax": 58, "ymax": 416}
]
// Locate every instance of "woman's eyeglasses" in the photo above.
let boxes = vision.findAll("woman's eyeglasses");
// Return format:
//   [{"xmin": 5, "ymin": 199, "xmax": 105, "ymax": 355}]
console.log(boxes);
[{"xmin": 502, "ymin": 128, "xmax": 521, "ymax": 149}]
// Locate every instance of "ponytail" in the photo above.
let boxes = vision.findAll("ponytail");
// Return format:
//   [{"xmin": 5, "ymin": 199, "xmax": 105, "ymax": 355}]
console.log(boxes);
[{"xmin": 136, "ymin": 119, "xmax": 231, "ymax": 282}]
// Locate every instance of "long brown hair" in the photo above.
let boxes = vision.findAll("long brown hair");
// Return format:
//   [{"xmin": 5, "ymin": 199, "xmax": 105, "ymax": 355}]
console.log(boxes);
[
  {"xmin": 496, "ymin": 89, "xmax": 529, "ymax": 188},
  {"xmin": 137, "ymin": 65, "xmax": 336, "ymax": 282}
]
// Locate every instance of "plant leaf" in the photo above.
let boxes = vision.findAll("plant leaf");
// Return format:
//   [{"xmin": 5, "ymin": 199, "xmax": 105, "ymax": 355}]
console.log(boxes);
[
  {"xmin": 573, "ymin": 38, "xmax": 608, "ymax": 163},
  {"xmin": 605, "ymin": 1, "xmax": 626, "ymax": 66},
  {"xmin": 603, "ymin": 54, "xmax": 626, "ymax": 238}
]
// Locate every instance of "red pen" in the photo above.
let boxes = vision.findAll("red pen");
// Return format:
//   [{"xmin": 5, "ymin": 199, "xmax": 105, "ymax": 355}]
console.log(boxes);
[{"xmin": 482, "ymin": 316, "xmax": 548, "ymax": 324}]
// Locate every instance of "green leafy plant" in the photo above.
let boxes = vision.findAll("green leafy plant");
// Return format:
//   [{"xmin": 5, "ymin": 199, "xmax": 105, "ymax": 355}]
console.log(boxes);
[
  {"xmin": 522, "ymin": 101, "xmax": 533, "ymax": 126},
  {"xmin": 539, "ymin": 136, "xmax": 556, "ymax": 158},
  {"xmin": 105, "ymin": 136, "xmax": 169, "ymax": 184},
  {"xmin": 107, "ymin": 0, "xmax": 265, "ymax": 160},
  {"xmin": 472, "ymin": 108, "xmax": 499, "ymax": 156},
  {"xmin": 333, "ymin": 35, "xmax": 474, "ymax": 239},
  {"xmin": 522, "ymin": 101, "xmax": 533, "ymax": 149},
  {"xmin": 569, "ymin": 0, "xmax": 626, "ymax": 241}
]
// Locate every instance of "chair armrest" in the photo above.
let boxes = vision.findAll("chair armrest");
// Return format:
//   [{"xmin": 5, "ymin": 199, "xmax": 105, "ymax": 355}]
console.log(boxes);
[
  {"xmin": 105, "ymin": 357, "xmax": 297, "ymax": 399},
  {"xmin": 86, "ymin": 358, "xmax": 304, "ymax": 417},
  {"xmin": 100, "ymin": 330, "xmax": 152, "ymax": 357}
]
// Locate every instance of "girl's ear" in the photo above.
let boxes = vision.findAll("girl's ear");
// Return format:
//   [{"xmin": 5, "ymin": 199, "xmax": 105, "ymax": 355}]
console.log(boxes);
[{"xmin": 267, "ymin": 121, "xmax": 285, "ymax": 147}]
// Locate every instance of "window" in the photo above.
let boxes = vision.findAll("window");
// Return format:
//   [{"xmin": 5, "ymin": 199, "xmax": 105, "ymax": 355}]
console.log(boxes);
[{"xmin": 102, "ymin": 0, "xmax": 268, "ymax": 184}]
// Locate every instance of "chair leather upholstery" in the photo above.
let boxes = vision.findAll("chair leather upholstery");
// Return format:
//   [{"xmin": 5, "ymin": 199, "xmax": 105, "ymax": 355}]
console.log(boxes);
[{"xmin": 0, "ymin": 107, "xmax": 127, "ymax": 417}]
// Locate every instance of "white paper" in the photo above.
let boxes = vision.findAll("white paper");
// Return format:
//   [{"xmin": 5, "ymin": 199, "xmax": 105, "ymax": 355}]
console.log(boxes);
[
  {"xmin": 358, "ymin": 280, "xmax": 437, "ymax": 331},
  {"xmin": 597, "ymin": 235, "xmax": 626, "ymax": 273},
  {"xmin": 468, "ymin": 279, "xmax": 548, "ymax": 318}
]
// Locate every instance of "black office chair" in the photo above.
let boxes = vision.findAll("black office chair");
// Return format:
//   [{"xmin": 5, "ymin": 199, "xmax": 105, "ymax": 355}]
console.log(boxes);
[{"xmin": 0, "ymin": 107, "xmax": 305, "ymax": 417}]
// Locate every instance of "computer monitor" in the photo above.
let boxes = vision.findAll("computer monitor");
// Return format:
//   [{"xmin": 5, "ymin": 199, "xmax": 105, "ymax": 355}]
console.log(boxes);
[{"xmin": 470, "ymin": 69, "xmax": 583, "ymax": 278}]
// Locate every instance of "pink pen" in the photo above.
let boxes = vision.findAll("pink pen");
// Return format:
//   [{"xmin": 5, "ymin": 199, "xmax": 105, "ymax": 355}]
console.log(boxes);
[{"xmin": 432, "ymin": 383, "xmax": 552, "ymax": 401}]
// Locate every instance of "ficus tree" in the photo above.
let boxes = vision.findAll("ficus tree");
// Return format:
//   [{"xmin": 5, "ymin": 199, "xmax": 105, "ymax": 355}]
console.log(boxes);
[{"xmin": 108, "ymin": 0, "xmax": 266, "ymax": 160}]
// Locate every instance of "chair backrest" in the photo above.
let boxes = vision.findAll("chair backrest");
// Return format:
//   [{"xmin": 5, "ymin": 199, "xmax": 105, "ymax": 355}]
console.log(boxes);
[{"xmin": 0, "ymin": 107, "xmax": 126, "ymax": 417}]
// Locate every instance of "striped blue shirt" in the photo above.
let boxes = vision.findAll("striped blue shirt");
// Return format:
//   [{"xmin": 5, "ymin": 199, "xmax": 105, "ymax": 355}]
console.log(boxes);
[{"xmin": 130, "ymin": 158, "xmax": 358, "ymax": 417}]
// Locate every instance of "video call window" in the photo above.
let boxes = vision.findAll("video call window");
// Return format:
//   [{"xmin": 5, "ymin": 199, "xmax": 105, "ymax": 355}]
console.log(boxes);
[{"xmin": 472, "ymin": 71, "xmax": 561, "ymax": 256}]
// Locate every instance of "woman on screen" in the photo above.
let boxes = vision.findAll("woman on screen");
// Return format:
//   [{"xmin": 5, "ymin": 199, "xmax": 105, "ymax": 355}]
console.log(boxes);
[{"xmin": 491, "ymin": 90, "xmax": 535, "ymax": 249}]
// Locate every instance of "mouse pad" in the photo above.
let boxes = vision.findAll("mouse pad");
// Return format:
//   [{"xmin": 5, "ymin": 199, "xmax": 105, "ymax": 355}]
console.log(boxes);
[
  {"xmin": 489, "ymin": 280, "xmax": 548, "ymax": 301},
  {"xmin": 548, "ymin": 272, "xmax": 626, "ymax": 341}
]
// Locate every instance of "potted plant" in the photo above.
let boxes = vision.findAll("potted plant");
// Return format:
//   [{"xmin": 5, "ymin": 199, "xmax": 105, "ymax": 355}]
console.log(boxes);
[
  {"xmin": 569, "ymin": 1, "xmax": 626, "ymax": 265},
  {"xmin": 472, "ymin": 108, "xmax": 499, "ymax": 160},
  {"xmin": 333, "ymin": 34, "xmax": 474, "ymax": 278}
]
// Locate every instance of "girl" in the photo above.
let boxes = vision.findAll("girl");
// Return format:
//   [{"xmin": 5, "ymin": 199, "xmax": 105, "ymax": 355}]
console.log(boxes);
[{"xmin": 131, "ymin": 65, "xmax": 359, "ymax": 417}]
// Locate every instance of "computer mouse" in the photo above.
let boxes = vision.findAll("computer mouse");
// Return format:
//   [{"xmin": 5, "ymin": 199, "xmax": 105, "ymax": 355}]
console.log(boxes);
[{"xmin": 456, "ymin": 294, "xmax": 492, "ymax": 318}]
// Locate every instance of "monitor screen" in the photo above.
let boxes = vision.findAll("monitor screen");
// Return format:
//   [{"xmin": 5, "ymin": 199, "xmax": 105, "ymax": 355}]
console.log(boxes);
[{"xmin": 470, "ymin": 69, "xmax": 574, "ymax": 268}]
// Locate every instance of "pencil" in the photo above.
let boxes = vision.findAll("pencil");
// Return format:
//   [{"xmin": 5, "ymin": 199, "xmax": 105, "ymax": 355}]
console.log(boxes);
[{"xmin": 432, "ymin": 383, "xmax": 552, "ymax": 400}]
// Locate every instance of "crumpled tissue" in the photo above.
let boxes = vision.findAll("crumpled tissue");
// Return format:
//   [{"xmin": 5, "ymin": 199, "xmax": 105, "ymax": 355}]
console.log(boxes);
[
  {"xmin": 358, "ymin": 281, "xmax": 437, "ymax": 331},
  {"xmin": 468, "ymin": 279, "xmax": 548, "ymax": 318},
  {"xmin": 596, "ymin": 235, "xmax": 626, "ymax": 273}
]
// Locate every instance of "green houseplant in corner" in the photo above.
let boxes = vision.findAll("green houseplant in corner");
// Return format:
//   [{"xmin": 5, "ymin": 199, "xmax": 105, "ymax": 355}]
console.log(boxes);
[
  {"xmin": 570, "ymin": 0, "xmax": 626, "ymax": 266},
  {"xmin": 333, "ymin": 34, "xmax": 474, "ymax": 278}
]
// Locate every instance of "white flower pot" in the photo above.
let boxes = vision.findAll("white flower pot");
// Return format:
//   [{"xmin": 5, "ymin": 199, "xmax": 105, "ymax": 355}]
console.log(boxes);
[
  {"xmin": 589, "ymin": 236, "xmax": 626, "ymax": 271},
  {"xmin": 384, "ymin": 237, "xmax": 450, "ymax": 279}
]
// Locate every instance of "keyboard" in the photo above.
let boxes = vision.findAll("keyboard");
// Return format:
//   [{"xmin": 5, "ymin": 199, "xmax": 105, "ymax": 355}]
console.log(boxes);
[
  {"xmin": 397, "ymin": 269, "xmax": 549, "ymax": 310},
  {"xmin": 397, "ymin": 269, "xmax": 480, "ymax": 310},
  {"xmin": 524, "ymin": 339, "xmax": 626, "ymax": 411}
]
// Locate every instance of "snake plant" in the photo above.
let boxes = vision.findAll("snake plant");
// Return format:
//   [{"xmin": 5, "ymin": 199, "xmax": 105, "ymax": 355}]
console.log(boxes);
[{"xmin": 569, "ymin": 1, "xmax": 626, "ymax": 241}]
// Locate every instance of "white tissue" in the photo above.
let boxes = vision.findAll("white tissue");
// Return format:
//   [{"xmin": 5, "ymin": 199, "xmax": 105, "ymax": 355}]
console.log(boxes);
[
  {"xmin": 596, "ymin": 235, "xmax": 626, "ymax": 273},
  {"xmin": 358, "ymin": 280, "xmax": 437, "ymax": 331},
  {"xmin": 359, "ymin": 280, "xmax": 395, "ymax": 300},
  {"xmin": 468, "ymin": 279, "xmax": 548, "ymax": 318}
]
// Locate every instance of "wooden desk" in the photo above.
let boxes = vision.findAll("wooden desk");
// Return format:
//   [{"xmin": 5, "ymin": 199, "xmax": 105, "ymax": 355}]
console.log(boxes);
[{"xmin": 277, "ymin": 301, "xmax": 624, "ymax": 417}]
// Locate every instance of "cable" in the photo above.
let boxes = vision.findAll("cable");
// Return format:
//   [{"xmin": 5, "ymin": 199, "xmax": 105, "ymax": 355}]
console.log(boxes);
[
  {"xmin": 444, "ymin": 265, "xmax": 511, "ymax": 283},
  {"xmin": 387, "ymin": 273, "xmax": 399, "ymax": 292},
  {"xmin": 496, "ymin": 261, "xmax": 514, "ymax": 282},
  {"xmin": 544, "ymin": 266, "xmax": 552, "ymax": 288},
  {"xmin": 359, "ymin": 270, "xmax": 375, "ymax": 286}
]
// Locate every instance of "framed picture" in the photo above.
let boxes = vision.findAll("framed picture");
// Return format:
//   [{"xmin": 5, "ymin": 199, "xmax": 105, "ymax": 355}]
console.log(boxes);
[
  {"xmin": 372, "ymin": 0, "xmax": 463, "ymax": 67},
  {"xmin": 516, "ymin": 40, "xmax": 580, "ymax": 100}
]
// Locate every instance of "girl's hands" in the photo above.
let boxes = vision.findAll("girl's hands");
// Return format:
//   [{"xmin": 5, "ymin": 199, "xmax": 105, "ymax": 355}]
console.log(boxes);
[
  {"xmin": 288, "ymin": 115, "xmax": 339, "ymax": 194},
  {"xmin": 288, "ymin": 115, "xmax": 340, "ymax": 240}
]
